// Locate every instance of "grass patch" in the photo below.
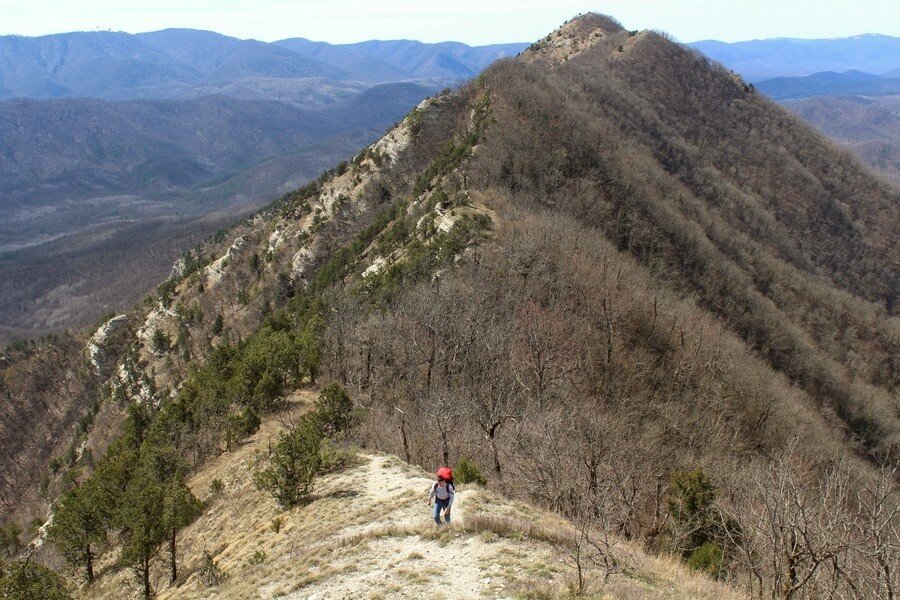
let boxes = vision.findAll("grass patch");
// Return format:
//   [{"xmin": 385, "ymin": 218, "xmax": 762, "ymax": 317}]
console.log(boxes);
[{"xmin": 462, "ymin": 513, "xmax": 572, "ymax": 547}]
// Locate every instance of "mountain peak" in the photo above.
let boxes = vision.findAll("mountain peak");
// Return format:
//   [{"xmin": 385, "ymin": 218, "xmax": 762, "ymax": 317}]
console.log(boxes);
[{"xmin": 522, "ymin": 12, "xmax": 627, "ymax": 65}]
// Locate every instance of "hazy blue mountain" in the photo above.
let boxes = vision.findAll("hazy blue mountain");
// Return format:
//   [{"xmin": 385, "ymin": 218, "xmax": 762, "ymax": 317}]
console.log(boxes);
[
  {"xmin": 333, "ymin": 39, "xmax": 475, "ymax": 79},
  {"xmin": 0, "ymin": 31, "xmax": 199, "ymax": 99},
  {"xmin": 755, "ymin": 70, "xmax": 900, "ymax": 99},
  {"xmin": 690, "ymin": 34, "xmax": 900, "ymax": 81},
  {"xmin": 272, "ymin": 38, "xmax": 411, "ymax": 82},
  {"xmin": 276, "ymin": 38, "xmax": 528, "ymax": 80},
  {"xmin": 0, "ymin": 29, "xmax": 342, "ymax": 99},
  {"xmin": 0, "ymin": 29, "xmax": 527, "ymax": 100},
  {"xmin": 335, "ymin": 39, "xmax": 528, "ymax": 79},
  {"xmin": 136, "ymin": 29, "xmax": 340, "ymax": 81}
]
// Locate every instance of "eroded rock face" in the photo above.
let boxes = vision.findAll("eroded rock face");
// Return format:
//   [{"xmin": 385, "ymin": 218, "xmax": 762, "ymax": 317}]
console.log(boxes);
[
  {"xmin": 104, "ymin": 105, "xmax": 426, "ymax": 408},
  {"xmin": 268, "ymin": 229, "xmax": 287, "ymax": 253},
  {"xmin": 291, "ymin": 246, "xmax": 316, "ymax": 284},
  {"xmin": 203, "ymin": 233, "xmax": 257, "ymax": 289},
  {"xmin": 136, "ymin": 303, "xmax": 178, "ymax": 356},
  {"xmin": 87, "ymin": 315, "xmax": 129, "ymax": 377},
  {"xmin": 362, "ymin": 257, "xmax": 387, "ymax": 278},
  {"xmin": 169, "ymin": 256, "xmax": 188, "ymax": 281}
]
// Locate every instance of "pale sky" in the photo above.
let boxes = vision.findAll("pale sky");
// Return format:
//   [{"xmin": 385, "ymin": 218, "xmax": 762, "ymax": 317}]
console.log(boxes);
[{"xmin": 0, "ymin": 0, "xmax": 897, "ymax": 44}]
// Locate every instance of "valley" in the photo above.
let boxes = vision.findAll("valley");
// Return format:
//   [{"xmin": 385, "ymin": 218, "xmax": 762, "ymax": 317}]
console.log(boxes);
[{"xmin": 0, "ymin": 32, "xmax": 525, "ymax": 340}]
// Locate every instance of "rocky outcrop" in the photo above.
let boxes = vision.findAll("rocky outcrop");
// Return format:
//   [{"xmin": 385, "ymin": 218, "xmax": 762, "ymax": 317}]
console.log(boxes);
[
  {"xmin": 86, "ymin": 315, "xmax": 129, "ymax": 377},
  {"xmin": 522, "ymin": 12, "xmax": 626, "ymax": 66}
]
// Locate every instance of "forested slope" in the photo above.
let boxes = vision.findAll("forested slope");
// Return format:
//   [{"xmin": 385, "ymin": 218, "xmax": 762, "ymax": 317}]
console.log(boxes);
[{"xmin": 2, "ymin": 13, "xmax": 897, "ymax": 600}]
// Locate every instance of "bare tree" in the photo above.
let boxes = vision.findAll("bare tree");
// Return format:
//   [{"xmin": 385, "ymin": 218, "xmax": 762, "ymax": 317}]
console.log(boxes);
[
  {"xmin": 856, "ymin": 452, "xmax": 900, "ymax": 600},
  {"xmin": 729, "ymin": 452, "xmax": 857, "ymax": 599},
  {"xmin": 551, "ymin": 491, "xmax": 624, "ymax": 596},
  {"xmin": 420, "ymin": 387, "xmax": 459, "ymax": 465}
]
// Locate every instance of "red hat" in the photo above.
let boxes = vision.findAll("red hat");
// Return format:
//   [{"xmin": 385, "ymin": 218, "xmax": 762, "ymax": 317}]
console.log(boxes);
[{"xmin": 437, "ymin": 466, "xmax": 453, "ymax": 480}]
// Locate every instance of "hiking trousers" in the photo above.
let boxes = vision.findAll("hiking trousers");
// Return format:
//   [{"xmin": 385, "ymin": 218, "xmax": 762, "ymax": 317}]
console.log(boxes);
[{"xmin": 433, "ymin": 498, "xmax": 451, "ymax": 524}]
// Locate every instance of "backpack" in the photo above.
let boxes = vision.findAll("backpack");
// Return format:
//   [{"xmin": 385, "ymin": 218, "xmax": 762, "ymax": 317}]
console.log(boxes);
[
  {"xmin": 432, "ymin": 480, "xmax": 455, "ymax": 499},
  {"xmin": 435, "ymin": 466, "xmax": 455, "ymax": 495}
]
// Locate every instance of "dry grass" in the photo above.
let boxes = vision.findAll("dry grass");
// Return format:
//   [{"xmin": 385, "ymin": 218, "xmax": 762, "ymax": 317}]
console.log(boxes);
[
  {"xmin": 462, "ymin": 513, "xmax": 572, "ymax": 546},
  {"xmin": 76, "ymin": 406, "xmax": 746, "ymax": 600}
]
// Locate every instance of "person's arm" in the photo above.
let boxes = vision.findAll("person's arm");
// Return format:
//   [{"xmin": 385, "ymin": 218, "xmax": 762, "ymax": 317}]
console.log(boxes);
[
  {"xmin": 428, "ymin": 482, "xmax": 436, "ymax": 505},
  {"xmin": 447, "ymin": 484, "xmax": 455, "ymax": 508}
]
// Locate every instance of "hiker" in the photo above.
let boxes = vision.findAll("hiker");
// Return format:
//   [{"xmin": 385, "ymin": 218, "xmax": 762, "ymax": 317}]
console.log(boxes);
[{"xmin": 428, "ymin": 466, "xmax": 455, "ymax": 524}]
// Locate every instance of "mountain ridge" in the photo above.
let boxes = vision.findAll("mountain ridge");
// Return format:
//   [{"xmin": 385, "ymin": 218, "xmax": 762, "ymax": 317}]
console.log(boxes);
[
  {"xmin": 689, "ymin": 33, "xmax": 900, "ymax": 80},
  {"xmin": 755, "ymin": 69, "xmax": 900, "ymax": 99},
  {"xmin": 1, "ymin": 13, "xmax": 898, "ymax": 599},
  {"xmin": 0, "ymin": 29, "xmax": 528, "ymax": 100}
]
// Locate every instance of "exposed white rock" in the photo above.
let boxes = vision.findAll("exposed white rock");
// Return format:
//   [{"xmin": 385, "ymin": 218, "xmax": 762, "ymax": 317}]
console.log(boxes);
[
  {"xmin": 362, "ymin": 257, "xmax": 387, "ymax": 278},
  {"xmin": 372, "ymin": 111, "xmax": 415, "ymax": 162},
  {"xmin": 31, "ymin": 513, "xmax": 54, "ymax": 549},
  {"xmin": 75, "ymin": 439, "xmax": 88, "ymax": 462},
  {"xmin": 435, "ymin": 210, "xmax": 461, "ymax": 234},
  {"xmin": 137, "ymin": 303, "xmax": 178, "ymax": 355},
  {"xmin": 268, "ymin": 228, "xmax": 286, "ymax": 253},
  {"xmin": 291, "ymin": 246, "xmax": 315, "ymax": 281},
  {"xmin": 203, "ymin": 234, "xmax": 251, "ymax": 288},
  {"xmin": 87, "ymin": 314, "xmax": 129, "ymax": 375},
  {"xmin": 226, "ymin": 235, "xmax": 249, "ymax": 258},
  {"xmin": 114, "ymin": 359, "xmax": 155, "ymax": 406},
  {"xmin": 169, "ymin": 255, "xmax": 188, "ymax": 281}
]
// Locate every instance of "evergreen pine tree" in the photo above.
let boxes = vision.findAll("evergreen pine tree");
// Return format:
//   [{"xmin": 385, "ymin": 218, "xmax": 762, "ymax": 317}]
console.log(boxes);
[{"xmin": 48, "ymin": 480, "xmax": 107, "ymax": 582}]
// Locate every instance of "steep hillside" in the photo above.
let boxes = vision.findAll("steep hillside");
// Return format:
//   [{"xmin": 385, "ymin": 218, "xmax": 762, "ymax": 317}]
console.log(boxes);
[
  {"xmin": 78, "ymin": 392, "xmax": 741, "ymax": 600},
  {"xmin": 786, "ymin": 94, "xmax": 900, "ymax": 183},
  {"xmin": 0, "ymin": 90, "xmax": 450, "ymax": 523},
  {"xmin": 487, "ymin": 14, "xmax": 898, "ymax": 448},
  {"xmin": 3, "ymin": 13, "xmax": 898, "ymax": 600},
  {"xmin": 0, "ymin": 333, "xmax": 103, "ymax": 518}
]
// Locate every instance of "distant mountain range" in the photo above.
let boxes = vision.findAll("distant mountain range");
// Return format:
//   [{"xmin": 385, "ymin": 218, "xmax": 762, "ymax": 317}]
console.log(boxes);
[
  {"xmin": 274, "ymin": 38, "xmax": 526, "ymax": 82},
  {"xmin": 1, "ymin": 26, "xmax": 897, "ymax": 339},
  {"xmin": 0, "ymin": 83, "xmax": 434, "ymax": 212},
  {"xmin": 0, "ymin": 29, "xmax": 527, "ymax": 337},
  {"xmin": 755, "ymin": 70, "xmax": 900, "ymax": 100},
  {"xmin": 0, "ymin": 29, "xmax": 527, "ymax": 100},
  {"xmin": 689, "ymin": 34, "xmax": 900, "ymax": 81}
]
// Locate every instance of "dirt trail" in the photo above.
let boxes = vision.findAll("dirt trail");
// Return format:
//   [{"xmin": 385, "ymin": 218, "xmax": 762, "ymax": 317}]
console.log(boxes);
[
  {"xmin": 79, "ymin": 398, "xmax": 745, "ymax": 600},
  {"xmin": 276, "ymin": 453, "xmax": 549, "ymax": 600}
]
